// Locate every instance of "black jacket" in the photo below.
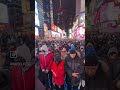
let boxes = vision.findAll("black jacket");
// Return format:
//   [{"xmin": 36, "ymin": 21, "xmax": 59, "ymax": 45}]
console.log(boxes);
[
  {"xmin": 85, "ymin": 65, "xmax": 112, "ymax": 90},
  {"xmin": 65, "ymin": 54, "xmax": 84, "ymax": 86}
]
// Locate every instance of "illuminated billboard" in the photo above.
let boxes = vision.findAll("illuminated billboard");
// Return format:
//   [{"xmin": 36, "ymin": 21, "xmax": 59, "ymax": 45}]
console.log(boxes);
[
  {"xmin": 35, "ymin": 27, "xmax": 39, "ymax": 36},
  {"xmin": 51, "ymin": 24, "xmax": 57, "ymax": 31},
  {"xmin": 51, "ymin": 31, "xmax": 57, "ymax": 37}
]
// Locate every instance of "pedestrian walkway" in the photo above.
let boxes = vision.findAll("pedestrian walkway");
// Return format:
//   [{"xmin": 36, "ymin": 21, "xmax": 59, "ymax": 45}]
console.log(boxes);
[{"xmin": 35, "ymin": 64, "xmax": 45, "ymax": 90}]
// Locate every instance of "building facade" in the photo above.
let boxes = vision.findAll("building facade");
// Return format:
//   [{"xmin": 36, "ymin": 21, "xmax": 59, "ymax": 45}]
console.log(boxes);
[
  {"xmin": 7, "ymin": 0, "xmax": 23, "ymax": 31},
  {"xmin": 0, "ymin": 0, "xmax": 23, "ymax": 31},
  {"xmin": 35, "ymin": 0, "xmax": 44, "ymax": 38}
]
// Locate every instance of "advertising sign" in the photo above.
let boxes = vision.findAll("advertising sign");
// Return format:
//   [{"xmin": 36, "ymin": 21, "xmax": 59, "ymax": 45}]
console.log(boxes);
[
  {"xmin": 56, "ymin": 33, "xmax": 61, "ymax": 38},
  {"xmin": 44, "ymin": 23, "xmax": 49, "ymax": 37},
  {"xmin": 0, "ymin": 3, "xmax": 9, "ymax": 23},
  {"xmin": 57, "ymin": 27, "xmax": 62, "ymax": 33},
  {"xmin": 51, "ymin": 24, "xmax": 57, "ymax": 31},
  {"xmin": 51, "ymin": 31, "xmax": 57, "ymax": 37}
]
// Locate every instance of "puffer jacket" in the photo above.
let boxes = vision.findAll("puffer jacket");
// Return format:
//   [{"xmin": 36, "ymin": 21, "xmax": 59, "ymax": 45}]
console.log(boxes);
[
  {"xmin": 51, "ymin": 61, "xmax": 65, "ymax": 86},
  {"xmin": 65, "ymin": 54, "xmax": 84, "ymax": 86}
]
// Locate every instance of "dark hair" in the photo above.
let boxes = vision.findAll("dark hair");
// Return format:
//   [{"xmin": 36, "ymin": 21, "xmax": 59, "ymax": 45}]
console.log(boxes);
[{"xmin": 53, "ymin": 49, "xmax": 61, "ymax": 57}]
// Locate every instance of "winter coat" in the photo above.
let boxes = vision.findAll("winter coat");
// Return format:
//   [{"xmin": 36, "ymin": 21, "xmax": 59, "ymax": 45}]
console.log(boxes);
[
  {"xmin": 39, "ymin": 52, "xmax": 54, "ymax": 71},
  {"xmin": 109, "ymin": 59, "xmax": 120, "ymax": 90},
  {"xmin": 51, "ymin": 61, "xmax": 65, "ymax": 86},
  {"xmin": 65, "ymin": 54, "xmax": 84, "ymax": 86},
  {"xmin": 85, "ymin": 65, "xmax": 112, "ymax": 90}
]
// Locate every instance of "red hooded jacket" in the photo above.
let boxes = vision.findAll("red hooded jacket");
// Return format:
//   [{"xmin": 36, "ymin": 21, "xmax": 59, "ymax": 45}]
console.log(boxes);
[
  {"xmin": 39, "ymin": 52, "xmax": 54, "ymax": 71},
  {"xmin": 51, "ymin": 61, "xmax": 65, "ymax": 86}
]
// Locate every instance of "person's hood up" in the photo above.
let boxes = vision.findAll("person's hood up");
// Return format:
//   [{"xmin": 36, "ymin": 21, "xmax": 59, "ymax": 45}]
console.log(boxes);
[
  {"xmin": 107, "ymin": 47, "xmax": 118, "ymax": 56},
  {"xmin": 71, "ymin": 45, "xmax": 76, "ymax": 50},
  {"xmin": 41, "ymin": 44, "xmax": 49, "ymax": 52},
  {"xmin": 80, "ymin": 45, "xmax": 84, "ymax": 50},
  {"xmin": 86, "ymin": 43, "xmax": 93, "ymax": 48}
]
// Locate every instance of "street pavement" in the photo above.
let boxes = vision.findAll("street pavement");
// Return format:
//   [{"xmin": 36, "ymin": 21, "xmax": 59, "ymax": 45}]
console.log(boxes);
[{"xmin": 35, "ymin": 64, "xmax": 45, "ymax": 90}]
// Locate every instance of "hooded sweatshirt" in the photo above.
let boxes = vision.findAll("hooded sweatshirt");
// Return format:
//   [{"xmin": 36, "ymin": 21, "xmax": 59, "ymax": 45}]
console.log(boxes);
[
  {"xmin": 107, "ymin": 47, "xmax": 120, "ymax": 82},
  {"xmin": 107, "ymin": 47, "xmax": 118, "ymax": 56},
  {"xmin": 39, "ymin": 45, "xmax": 54, "ymax": 71},
  {"xmin": 86, "ymin": 43, "xmax": 96, "ymax": 57},
  {"xmin": 41, "ymin": 45, "xmax": 49, "ymax": 55}
]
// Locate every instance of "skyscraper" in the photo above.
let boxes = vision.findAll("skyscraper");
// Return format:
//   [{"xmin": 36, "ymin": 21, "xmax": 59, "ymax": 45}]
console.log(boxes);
[
  {"xmin": 53, "ymin": 0, "xmax": 64, "ymax": 29},
  {"xmin": 43, "ymin": 0, "xmax": 51, "ymax": 30},
  {"xmin": 35, "ymin": 0, "xmax": 44, "ymax": 38}
]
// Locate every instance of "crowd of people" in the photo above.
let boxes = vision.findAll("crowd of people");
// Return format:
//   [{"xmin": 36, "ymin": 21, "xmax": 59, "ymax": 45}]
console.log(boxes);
[
  {"xmin": 36, "ymin": 40, "xmax": 85, "ymax": 90},
  {"xmin": 0, "ymin": 31, "xmax": 120, "ymax": 90},
  {"xmin": 37, "ymin": 32, "xmax": 120, "ymax": 90},
  {"xmin": 85, "ymin": 32, "xmax": 120, "ymax": 90}
]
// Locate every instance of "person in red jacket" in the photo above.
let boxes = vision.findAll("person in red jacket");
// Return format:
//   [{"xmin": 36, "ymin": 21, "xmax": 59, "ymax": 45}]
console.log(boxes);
[
  {"xmin": 39, "ymin": 44, "xmax": 54, "ymax": 90},
  {"xmin": 51, "ymin": 49, "xmax": 65, "ymax": 90}
]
